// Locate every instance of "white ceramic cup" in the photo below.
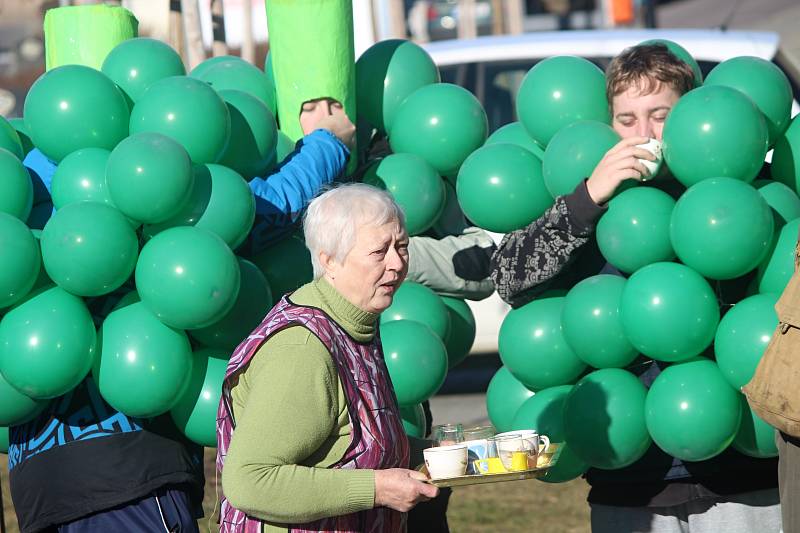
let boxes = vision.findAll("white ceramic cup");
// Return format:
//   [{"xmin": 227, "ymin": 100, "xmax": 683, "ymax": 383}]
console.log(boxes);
[
  {"xmin": 423, "ymin": 443, "xmax": 469, "ymax": 479},
  {"xmin": 635, "ymin": 137, "xmax": 663, "ymax": 180}
]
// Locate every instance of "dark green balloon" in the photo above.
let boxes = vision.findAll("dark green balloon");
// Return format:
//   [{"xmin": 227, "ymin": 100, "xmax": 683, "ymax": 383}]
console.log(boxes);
[
  {"xmin": 0, "ymin": 372, "xmax": 47, "ymax": 426},
  {"xmin": 733, "ymin": 395, "xmax": 778, "ymax": 459},
  {"xmin": 543, "ymin": 120, "xmax": 621, "ymax": 198},
  {"xmin": 101, "ymin": 37, "xmax": 186, "ymax": 104},
  {"xmin": 510, "ymin": 385, "xmax": 589, "ymax": 483},
  {"xmin": 486, "ymin": 366, "xmax": 535, "ymax": 432},
  {"xmin": 772, "ymin": 115, "xmax": 800, "ymax": 193},
  {"xmin": 389, "ymin": 83, "xmax": 488, "ymax": 177},
  {"xmin": 516, "ymin": 56, "xmax": 609, "ymax": 146},
  {"xmin": 130, "ymin": 76, "xmax": 231, "ymax": 164},
  {"xmin": 0, "ymin": 148, "xmax": 33, "ymax": 221},
  {"xmin": 441, "ymin": 297, "xmax": 476, "ymax": 369},
  {"xmin": 499, "ymin": 297, "xmax": 586, "ymax": 390},
  {"xmin": 0, "ymin": 287, "xmax": 95, "ymax": 399},
  {"xmin": 638, "ymin": 39, "xmax": 703, "ymax": 86},
  {"xmin": 562, "ymin": 275, "xmax": 638, "ymax": 369},
  {"xmin": 0, "ymin": 115, "xmax": 23, "ymax": 160},
  {"xmin": 381, "ymin": 281, "xmax": 450, "ymax": 341},
  {"xmin": 8, "ymin": 117, "xmax": 34, "ymax": 157},
  {"xmin": 704, "ymin": 56, "xmax": 793, "ymax": 147},
  {"xmin": 24, "ymin": 65, "xmax": 129, "ymax": 162},
  {"xmin": 218, "ymin": 89, "xmax": 278, "ymax": 180},
  {"xmin": 136, "ymin": 226, "xmax": 240, "ymax": 329},
  {"xmin": 41, "ymin": 202, "xmax": 138, "ymax": 297},
  {"xmin": 620, "ymin": 262, "xmax": 719, "ymax": 362},
  {"xmin": 597, "ymin": 187, "xmax": 676, "ymax": 273},
  {"xmin": 756, "ymin": 180, "xmax": 800, "ymax": 225},
  {"xmin": 756, "ymin": 218, "xmax": 800, "ymax": 294},
  {"xmin": 274, "ymin": 130, "xmax": 296, "ymax": 167},
  {"xmin": 400, "ymin": 403, "xmax": 427, "ymax": 438},
  {"xmin": 195, "ymin": 59, "xmax": 276, "ymax": 116},
  {"xmin": 381, "ymin": 320, "xmax": 448, "ymax": 406},
  {"xmin": 0, "ymin": 213, "xmax": 40, "ymax": 308},
  {"xmin": 0, "ymin": 427, "xmax": 7, "ymax": 453},
  {"xmin": 364, "ymin": 153, "xmax": 445, "ymax": 236},
  {"xmin": 144, "ymin": 163, "xmax": 255, "ymax": 249},
  {"xmin": 190, "ymin": 55, "xmax": 244, "ymax": 79},
  {"xmin": 251, "ymin": 232, "xmax": 313, "ymax": 299},
  {"xmin": 457, "ymin": 143, "xmax": 552, "ymax": 232},
  {"xmin": 51, "ymin": 148, "xmax": 112, "ymax": 210},
  {"xmin": 95, "ymin": 302, "xmax": 192, "ymax": 417},
  {"xmin": 485, "ymin": 122, "xmax": 545, "ymax": 159},
  {"xmin": 714, "ymin": 293, "xmax": 778, "ymax": 390},
  {"xmin": 563, "ymin": 368, "xmax": 651, "ymax": 470},
  {"xmin": 356, "ymin": 39, "xmax": 440, "ymax": 133},
  {"xmin": 662, "ymin": 85, "xmax": 768, "ymax": 187},
  {"xmin": 171, "ymin": 348, "xmax": 228, "ymax": 446},
  {"xmin": 645, "ymin": 358, "xmax": 740, "ymax": 462},
  {"xmin": 190, "ymin": 258, "xmax": 273, "ymax": 350},
  {"xmin": 113, "ymin": 290, "xmax": 141, "ymax": 311},
  {"xmin": 670, "ymin": 178, "xmax": 773, "ymax": 280}
]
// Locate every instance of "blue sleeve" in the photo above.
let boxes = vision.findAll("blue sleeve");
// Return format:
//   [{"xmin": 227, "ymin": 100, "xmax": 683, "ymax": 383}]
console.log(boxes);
[
  {"xmin": 246, "ymin": 129, "xmax": 349, "ymax": 254},
  {"xmin": 23, "ymin": 149, "xmax": 57, "ymax": 229}
]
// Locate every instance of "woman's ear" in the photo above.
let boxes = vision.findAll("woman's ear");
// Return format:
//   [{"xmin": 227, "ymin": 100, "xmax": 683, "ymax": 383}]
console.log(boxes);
[{"xmin": 320, "ymin": 251, "xmax": 337, "ymax": 280}]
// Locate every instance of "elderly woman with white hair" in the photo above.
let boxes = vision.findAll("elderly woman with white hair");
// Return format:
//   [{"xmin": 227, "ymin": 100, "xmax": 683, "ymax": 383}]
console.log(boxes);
[{"xmin": 217, "ymin": 183, "xmax": 439, "ymax": 533}]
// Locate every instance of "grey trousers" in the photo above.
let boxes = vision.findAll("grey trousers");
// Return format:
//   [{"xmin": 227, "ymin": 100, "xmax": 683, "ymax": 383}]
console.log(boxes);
[
  {"xmin": 590, "ymin": 489, "xmax": 782, "ymax": 533},
  {"xmin": 779, "ymin": 431, "xmax": 800, "ymax": 533}
]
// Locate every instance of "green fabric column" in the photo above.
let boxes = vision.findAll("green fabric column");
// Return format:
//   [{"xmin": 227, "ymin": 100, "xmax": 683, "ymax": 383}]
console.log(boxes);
[
  {"xmin": 265, "ymin": 0, "xmax": 356, "ymax": 169},
  {"xmin": 44, "ymin": 4, "xmax": 138, "ymax": 71}
]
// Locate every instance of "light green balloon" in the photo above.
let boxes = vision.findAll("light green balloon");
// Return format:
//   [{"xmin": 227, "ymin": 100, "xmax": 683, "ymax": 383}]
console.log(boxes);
[
  {"xmin": 190, "ymin": 55, "xmax": 244, "ymax": 79},
  {"xmin": 0, "ymin": 287, "xmax": 95, "ymax": 399},
  {"xmin": 441, "ymin": 297, "xmax": 476, "ymax": 369},
  {"xmin": 733, "ymin": 395, "xmax": 778, "ymax": 459},
  {"xmin": 273, "ymin": 130, "xmax": 296, "ymax": 167},
  {"xmin": 400, "ymin": 403, "xmax": 427, "ymax": 438},
  {"xmin": 0, "ymin": 115, "xmax": 24, "ymax": 160},
  {"xmin": 218, "ymin": 89, "xmax": 278, "ymax": 180},
  {"xmin": 0, "ymin": 372, "xmax": 47, "ymax": 426},
  {"xmin": 0, "ymin": 213, "xmax": 40, "ymax": 308},
  {"xmin": 486, "ymin": 122, "xmax": 545, "ymax": 159},
  {"xmin": 95, "ymin": 302, "xmax": 192, "ymax": 417},
  {"xmin": 382, "ymin": 320, "xmax": 448, "ymax": 406},
  {"xmin": 486, "ymin": 366, "xmax": 535, "ymax": 433},
  {"xmin": 101, "ymin": 37, "xmax": 186, "ymax": 104},
  {"xmin": 756, "ymin": 180, "xmax": 800, "ymax": 225},
  {"xmin": 757, "ymin": 217, "xmax": 800, "ymax": 294},
  {"xmin": 772, "ymin": 115, "xmax": 800, "ymax": 194},
  {"xmin": 381, "ymin": 281, "xmax": 450, "ymax": 341},
  {"xmin": 8, "ymin": 117, "xmax": 33, "ymax": 157},
  {"xmin": 194, "ymin": 59, "xmax": 276, "ymax": 116},
  {"xmin": 171, "ymin": 348, "xmax": 228, "ymax": 447},
  {"xmin": 0, "ymin": 148, "xmax": 33, "ymax": 221},
  {"xmin": 638, "ymin": 39, "xmax": 703, "ymax": 86},
  {"xmin": 51, "ymin": 148, "xmax": 112, "ymax": 210}
]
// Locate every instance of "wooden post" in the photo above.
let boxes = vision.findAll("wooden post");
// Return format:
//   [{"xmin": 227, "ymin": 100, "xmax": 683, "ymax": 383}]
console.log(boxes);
[
  {"xmin": 504, "ymin": 0, "xmax": 524, "ymax": 34},
  {"xmin": 457, "ymin": 0, "xmax": 477, "ymax": 40},
  {"xmin": 168, "ymin": 0, "xmax": 185, "ymax": 59},
  {"xmin": 241, "ymin": 0, "xmax": 255, "ymax": 63},
  {"xmin": 180, "ymin": 0, "xmax": 205, "ymax": 70},
  {"xmin": 210, "ymin": 0, "xmax": 228, "ymax": 56},
  {"xmin": 386, "ymin": 0, "xmax": 406, "ymax": 38},
  {"xmin": 491, "ymin": 0, "xmax": 504, "ymax": 35}
]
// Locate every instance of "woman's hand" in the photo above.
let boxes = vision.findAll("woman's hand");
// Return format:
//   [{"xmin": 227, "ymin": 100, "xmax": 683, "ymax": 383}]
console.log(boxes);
[
  {"xmin": 374, "ymin": 468, "xmax": 440, "ymax": 512},
  {"xmin": 586, "ymin": 136, "xmax": 654, "ymax": 205}
]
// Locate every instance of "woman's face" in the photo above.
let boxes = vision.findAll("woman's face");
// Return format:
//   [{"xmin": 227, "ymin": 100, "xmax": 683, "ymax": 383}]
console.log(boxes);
[{"xmin": 323, "ymin": 221, "xmax": 409, "ymax": 314}]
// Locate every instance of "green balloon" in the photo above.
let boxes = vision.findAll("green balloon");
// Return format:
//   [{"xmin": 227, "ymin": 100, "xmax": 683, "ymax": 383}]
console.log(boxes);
[
  {"xmin": 756, "ymin": 218, "xmax": 800, "ymax": 294},
  {"xmin": 23, "ymin": 65, "xmax": 129, "ymax": 162},
  {"xmin": 772, "ymin": 115, "xmax": 800, "ymax": 193},
  {"xmin": 486, "ymin": 366, "xmax": 535, "ymax": 432},
  {"xmin": 41, "ymin": 202, "xmax": 138, "ymax": 297},
  {"xmin": 381, "ymin": 281, "xmax": 450, "ymax": 341},
  {"xmin": 704, "ymin": 56, "xmax": 793, "ymax": 147},
  {"xmin": 638, "ymin": 39, "xmax": 703, "ymax": 86},
  {"xmin": 136, "ymin": 226, "xmax": 240, "ymax": 329},
  {"xmin": 218, "ymin": 89, "xmax": 278, "ymax": 180},
  {"xmin": 563, "ymin": 368, "xmax": 651, "ymax": 470},
  {"xmin": 714, "ymin": 293, "xmax": 778, "ymax": 390},
  {"xmin": 0, "ymin": 213, "xmax": 40, "ymax": 308},
  {"xmin": 662, "ymin": 85, "xmax": 768, "ymax": 187},
  {"xmin": 274, "ymin": 130, "xmax": 296, "ymax": 167},
  {"xmin": 499, "ymin": 297, "xmax": 586, "ymax": 390},
  {"xmin": 510, "ymin": 385, "xmax": 589, "ymax": 483},
  {"xmin": 190, "ymin": 258, "xmax": 273, "ymax": 350},
  {"xmin": 190, "ymin": 55, "xmax": 244, "ymax": 79},
  {"xmin": 364, "ymin": 153, "xmax": 445, "ymax": 236},
  {"xmin": 251, "ymin": 232, "xmax": 313, "ymax": 299},
  {"xmin": 620, "ymin": 262, "xmax": 719, "ymax": 362},
  {"xmin": 194, "ymin": 59, "xmax": 276, "ymax": 116},
  {"xmin": 645, "ymin": 358, "xmax": 740, "ymax": 462},
  {"xmin": 670, "ymin": 178, "xmax": 774, "ymax": 280},
  {"xmin": 441, "ymin": 297, "xmax": 476, "ymax": 369},
  {"xmin": 101, "ymin": 37, "xmax": 186, "ymax": 104},
  {"xmin": 516, "ymin": 56, "xmax": 609, "ymax": 147},
  {"xmin": 0, "ymin": 372, "xmax": 46, "ymax": 426},
  {"xmin": 113, "ymin": 290, "xmax": 141, "ymax": 311},
  {"xmin": 389, "ymin": 83, "xmax": 488, "ymax": 176},
  {"xmin": 0, "ymin": 116, "xmax": 23, "ymax": 160},
  {"xmin": 51, "ymin": 148, "xmax": 112, "ymax": 210},
  {"xmin": 171, "ymin": 348, "xmax": 228, "ymax": 446},
  {"xmin": 597, "ymin": 187, "xmax": 676, "ymax": 273},
  {"xmin": 400, "ymin": 403, "xmax": 427, "ymax": 438},
  {"xmin": 0, "ymin": 148, "xmax": 33, "ymax": 221},
  {"xmin": 0, "ymin": 427, "xmax": 8, "ymax": 454},
  {"xmin": 144, "ymin": 164, "xmax": 255, "ymax": 249},
  {"xmin": 485, "ymin": 122, "xmax": 545, "ymax": 159},
  {"xmin": 756, "ymin": 180, "xmax": 800, "ymax": 225},
  {"xmin": 542, "ymin": 120, "xmax": 621, "ymax": 198},
  {"xmin": 356, "ymin": 39, "xmax": 440, "ymax": 133},
  {"xmin": 0, "ymin": 287, "xmax": 95, "ymax": 399},
  {"xmin": 733, "ymin": 395, "xmax": 778, "ymax": 459},
  {"xmin": 130, "ymin": 76, "xmax": 231, "ymax": 164},
  {"xmin": 8, "ymin": 117, "xmax": 34, "ymax": 157},
  {"xmin": 562, "ymin": 275, "xmax": 638, "ymax": 369},
  {"xmin": 382, "ymin": 320, "xmax": 448, "ymax": 406},
  {"xmin": 95, "ymin": 302, "xmax": 192, "ymax": 417},
  {"xmin": 457, "ymin": 143, "xmax": 552, "ymax": 232}
]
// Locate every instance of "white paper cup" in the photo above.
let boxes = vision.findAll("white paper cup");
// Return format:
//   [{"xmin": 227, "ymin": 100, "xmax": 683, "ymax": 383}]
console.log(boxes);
[
  {"xmin": 423, "ymin": 443, "xmax": 468, "ymax": 479},
  {"xmin": 635, "ymin": 138, "xmax": 663, "ymax": 180}
]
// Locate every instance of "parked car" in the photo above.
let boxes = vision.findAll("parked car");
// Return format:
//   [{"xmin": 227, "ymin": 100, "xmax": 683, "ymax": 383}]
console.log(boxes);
[{"xmin": 421, "ymin": 29, "xmax": 800, "ymax": 354}]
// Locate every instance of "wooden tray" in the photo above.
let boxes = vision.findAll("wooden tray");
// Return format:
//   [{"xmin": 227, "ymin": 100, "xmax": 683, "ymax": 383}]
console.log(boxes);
[{"xmin": 423, "ymin": 443, "xmax": 563, "ymax": 488}]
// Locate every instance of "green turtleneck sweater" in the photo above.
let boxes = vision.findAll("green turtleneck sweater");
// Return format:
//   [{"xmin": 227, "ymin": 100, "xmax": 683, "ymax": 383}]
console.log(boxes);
[{"xmin": 222, "ymin": 278, "xmax": 382, "ymax": 529}]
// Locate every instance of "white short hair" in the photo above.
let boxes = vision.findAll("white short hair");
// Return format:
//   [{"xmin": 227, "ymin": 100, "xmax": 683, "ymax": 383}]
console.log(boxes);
[{"xmin": 303, "ymin": 183, "xmax": 406, "ymax": 278}]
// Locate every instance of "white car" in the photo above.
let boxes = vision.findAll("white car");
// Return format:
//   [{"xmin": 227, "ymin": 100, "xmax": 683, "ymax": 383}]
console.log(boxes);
[{"xmin": 422, "ymin": 29, "xmax": 800, "ymax": 354}]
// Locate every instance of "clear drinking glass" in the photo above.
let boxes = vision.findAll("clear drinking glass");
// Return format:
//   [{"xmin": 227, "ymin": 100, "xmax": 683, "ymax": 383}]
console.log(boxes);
[{"xmin": 433, "ymin": 423, "xmax": 464, "ymax": 446}]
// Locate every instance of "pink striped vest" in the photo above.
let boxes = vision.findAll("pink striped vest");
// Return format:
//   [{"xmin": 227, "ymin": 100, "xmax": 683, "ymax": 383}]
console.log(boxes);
[{"xmin": 216, "ymin": 295, "xmax": 410, "ymax": 533}]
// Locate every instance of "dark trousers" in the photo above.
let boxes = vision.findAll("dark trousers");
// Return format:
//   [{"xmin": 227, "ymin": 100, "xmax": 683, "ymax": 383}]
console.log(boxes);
[{"xmin": 778, "ymin": 431, "xmax": 800, "ymax": 532}]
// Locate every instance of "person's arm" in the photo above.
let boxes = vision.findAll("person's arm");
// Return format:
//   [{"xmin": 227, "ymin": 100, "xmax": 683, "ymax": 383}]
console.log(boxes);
[{"xmin": 490, "ymin": 180, "xmax": 606, "ymax": 308}]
